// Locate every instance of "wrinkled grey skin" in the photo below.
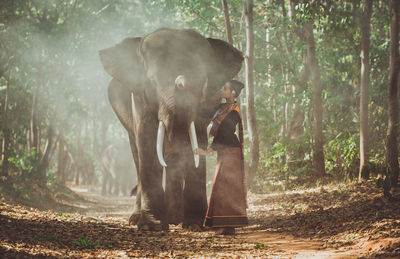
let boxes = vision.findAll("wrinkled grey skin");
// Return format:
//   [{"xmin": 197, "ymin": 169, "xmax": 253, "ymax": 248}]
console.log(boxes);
[
  {"xmin": 99, "ymin": 28, "xmax": 243, "ymax": 230},
  {"xmin": 101, "ymin": 142, "xmax": 137, "ymax": 196}
]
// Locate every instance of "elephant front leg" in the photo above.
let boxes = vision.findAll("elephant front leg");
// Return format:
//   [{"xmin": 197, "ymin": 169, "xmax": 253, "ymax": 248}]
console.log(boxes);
[
  {"xmin": 183, "ymin": 157, "xmax": 207, "ymax": 229},
  {"xmin": 135, "ymin": 124, "xmax": 167, "ymax": 231},
  {"xmin": 165, "ymin": 152, "xmax": 185, "ymax": 225},
  {"xmin": 128, "ymin": 134, "xmax": 141, "ymax": 225},
  {"xmin": 183, "ymin": 122, "xmax": 208, "ymax": 229},
  {"xmin": 129, "ymin": 183, "xmax": 141, "ymax": 225}
]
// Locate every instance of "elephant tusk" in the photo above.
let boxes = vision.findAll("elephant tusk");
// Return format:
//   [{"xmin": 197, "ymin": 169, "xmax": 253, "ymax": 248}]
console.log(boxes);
[
  {"xmin": 189, "ymin": 121, "xmax": 199, "ymax": 168},
  {"xmin": 200, "ymin": 77, "xmax": 208, "ymax": 103},
  {"xmin": 175, "ymin": 75, "xmax": 186, "ymax": 90},
  {"xmin": 207, "ymin": 123, "xmax": 212, "ymax": 139},
  {"xmin": 157, "ymin": 121, "xmax": 167, "ymax": 167}
]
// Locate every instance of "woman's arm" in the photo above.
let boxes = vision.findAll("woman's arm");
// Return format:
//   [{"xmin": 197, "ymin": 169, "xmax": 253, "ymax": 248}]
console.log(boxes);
[{"xmin": 193, "ymin": 147, "xmax": 214, "ymax": 156}]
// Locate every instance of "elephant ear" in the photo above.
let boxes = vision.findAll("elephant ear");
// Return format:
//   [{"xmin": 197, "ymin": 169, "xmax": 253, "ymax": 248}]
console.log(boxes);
[
  {"xmin": 206, "ymin": 38, "xmax": 244, "ymax": 90},
  {"xmin": 99, "ymin": 37, "xmax": 147, "ymax": 93}
]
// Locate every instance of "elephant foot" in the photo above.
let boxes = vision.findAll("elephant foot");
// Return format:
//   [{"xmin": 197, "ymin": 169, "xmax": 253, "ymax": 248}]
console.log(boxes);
[
  {"xmin": 129, "ymin": 213, "xmax": 140, "ymax": 225},
  {"xmin": 138, "ymin": 223, "xmax": 162, "ymax": 231},
  {"xmin": 183, "ymin": 218, "xmax": 204, "ymax": 230},
  {"xmin": 187, "ymin": 224, "xmax": 203, "ymax": 232},
  {"xmin": 138, "ymin": 222, "xmax": 168, "ymax": 231},
  {"xmin": 183, "ymin": 222, "xmax": 204, "ymax": 232},
  {"xmin": 136, "ymin": 212, "xmax": 168, "ymax": 231}
]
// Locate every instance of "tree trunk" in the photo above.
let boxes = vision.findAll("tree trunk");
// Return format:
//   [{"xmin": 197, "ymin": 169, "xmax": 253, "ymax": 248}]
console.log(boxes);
[
  {"xmin": 91, "ymin": 107, "xmax": 97, "ymax": 158},
  {"xmin": 304, "ymin": 23, "xmax": 325, "ymax": 175},
  {"xmin": 75, "ymin": 125, "xmax": 82, "ymax": 185},
  {"xmin": 359, "ymin": 0, "xmax": 373, "ymax": 181},
  {"xmin": 1, "ymin": 70, "xmax": 11, "ymax": 177},
  {"xmin": 386, "ymin": 0, "xmax": 400, "ymax": 190},
  {"xmin": 287, "ymin": 61, "xmax": 310, "ymax": 170},
  {"xmin": 38, "ymin": 108, "xmax": 57, "ymax": 180},
  {"xmin": 221, "ymin": 0, "xmax": 233, "ymax": 44},
  {"xmin": 244, "ymin": 0, "xmax": 260, "ymax": 184},
  {"xmin": 57, "ymin": 138, "xmax": 68, "ymax": 183},
  {"xmin": 30, "ymin": 69, "xmax": 41, "ymax": 152}
]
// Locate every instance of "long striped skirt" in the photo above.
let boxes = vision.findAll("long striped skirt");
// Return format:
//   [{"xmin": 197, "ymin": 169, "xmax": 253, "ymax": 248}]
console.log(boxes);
[{"xmin": 204, "ymin": 147, "xmax": 248, "ymax": 228}]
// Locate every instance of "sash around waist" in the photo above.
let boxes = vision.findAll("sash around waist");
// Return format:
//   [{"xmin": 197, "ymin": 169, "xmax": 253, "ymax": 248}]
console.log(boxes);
[{"xmin": 216, "ymin": 147, "xmax": 241, "ymax": 157}]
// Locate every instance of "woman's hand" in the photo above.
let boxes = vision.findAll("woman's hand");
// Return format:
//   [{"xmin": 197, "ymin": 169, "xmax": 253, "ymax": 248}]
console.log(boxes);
[
  {"xmin": 194, "ymin": 148, "xmax": 213, "ymax": 156},
  {"xmin": 193, "ymin": 148, "xmax": 206, "ymax": 155}
]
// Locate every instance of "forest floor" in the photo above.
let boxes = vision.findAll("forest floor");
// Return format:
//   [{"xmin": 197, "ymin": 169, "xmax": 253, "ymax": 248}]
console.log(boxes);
[{"xmin": 1, "ymin": 180, "xmax": 400, "ymax": 258}]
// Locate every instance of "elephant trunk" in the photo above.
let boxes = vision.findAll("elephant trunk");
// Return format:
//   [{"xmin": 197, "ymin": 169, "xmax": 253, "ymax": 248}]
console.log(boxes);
[
  {"xmin": 156, "ymin": 120, "xmax": 199, "ymax": 169},
  {"xmin": 156, "ymin": 75, "xmax": 207, "ymax": 168}
]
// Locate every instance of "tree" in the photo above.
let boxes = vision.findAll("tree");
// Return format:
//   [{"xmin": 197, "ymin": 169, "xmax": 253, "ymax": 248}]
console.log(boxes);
[
  {"xmin": 359, "ymin": 0, "xmax": 373, "ymax": 181},
  {"xmin": 386, "ymin": 0, "xmax": 400, "ymax": 190},
  {"xmin": 221, "ymin": 0, "xmax": 233, "ymax": 45},
  {"xmin": 289, "ymin": 0, "xmax": 325, "ymax": 175},
  {"xmin": 1, "ymin": 68, "xmax": 11, "ymax": 177},
  {"xmin": 244, "ymin": 0, "xmax": 260, "ymax": 182},
  {"xmin": 305, "ymin": 22, "xmax": 325, "ymax": 175}
]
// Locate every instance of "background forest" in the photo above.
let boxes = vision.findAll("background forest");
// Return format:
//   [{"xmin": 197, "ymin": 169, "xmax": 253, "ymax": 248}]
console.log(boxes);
[{"xmin": 0, "ymin": 0, "xmax": 399, "ymax": 202}]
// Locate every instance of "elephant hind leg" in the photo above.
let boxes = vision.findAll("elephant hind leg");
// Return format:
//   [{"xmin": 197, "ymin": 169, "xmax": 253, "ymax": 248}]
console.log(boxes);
[
  {"xmin": 129, "ymin": 213, "xmax": 140, "ymax": 225},
  {"xmin": 102, "ymin": 171, "xmax": 110, "ymax": 196}
]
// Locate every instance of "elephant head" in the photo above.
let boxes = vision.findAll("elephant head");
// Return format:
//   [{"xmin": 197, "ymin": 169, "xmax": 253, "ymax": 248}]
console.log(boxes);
[{"xmin": 99, "ymin": 28, "xmax": 243, "ymax": 229}]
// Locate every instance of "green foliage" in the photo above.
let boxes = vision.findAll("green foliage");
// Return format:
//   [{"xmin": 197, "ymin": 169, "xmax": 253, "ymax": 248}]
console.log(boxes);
[
  {"xmin": 73, "ymin": 236, "xmax": 99, "ymax": 249},
  {"xmin": 254, "ymin": 243, "xmax": 267, "ymax": 249},
  {"xmin": 0, "ymin": 0, "xmax": 394, "ymax": 194},
  {"xmin": 46, "ymin": 173, "xmax": 63, "ymax": 190},
  {"xmin": 325, "ymin": 133, "xmax": 359, "ymax": 178},
  {"xmin": 8, "ymin": 149, "xmax": 42, "ymax": 180},
  {"xmin": 72, "ymin": 236, "xmax": 113, "ymax": 249}
]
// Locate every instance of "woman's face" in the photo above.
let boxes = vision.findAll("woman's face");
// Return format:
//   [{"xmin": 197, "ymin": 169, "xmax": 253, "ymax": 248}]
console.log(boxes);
[{"xmin": 221, "ymin": 83, "xmax": 234, "ymax": 99}]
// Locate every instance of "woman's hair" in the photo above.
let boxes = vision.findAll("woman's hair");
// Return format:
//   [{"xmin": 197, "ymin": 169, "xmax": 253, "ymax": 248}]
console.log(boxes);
[{"xmin": 229, "ymin": 80, "xmax": 244, "ymax": 98}]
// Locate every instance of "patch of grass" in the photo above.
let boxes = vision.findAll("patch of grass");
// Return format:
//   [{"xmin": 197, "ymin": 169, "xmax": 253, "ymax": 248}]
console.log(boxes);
[
  {"xmin": 293, "ymin": 203, "xmax": 308, "ymax": 211},
  {"xmin": 254, "ymin": 243, "xmax": 267, "ymax": 249},
  {"xmin": 57, "ymin": 212, "xmax": 70, "ymax": 217},
  {"xmin": 73, "ymin": 236, "xmax": 99, "ymax": 249},
  {"xmin": 35, "ymin": 235, "xmax": 59, "ymax": 242},
  {"xmin": 278, "ymin": 203, "xmax": 293, "ymax": 211},
  {"xmin": 72, "ymin": 236, "xmax": 113, "ymax": 249}
]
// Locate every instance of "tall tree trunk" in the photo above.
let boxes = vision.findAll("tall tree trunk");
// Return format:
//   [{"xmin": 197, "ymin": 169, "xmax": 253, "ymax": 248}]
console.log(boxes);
[
  {"xmin": 75, "ymin": 125, "xmax": 82, "ymax": 185},
  {"xmin": 221, "ymin": 0, "xmax": 244, "ymax": 110},
  {"xmin": 221, "ymin": 0, "xmax": 233, "ymax": 45},
  {"xmin": 91, "ymin": 107, "xmax": 97, "ymax": 158},
  {"xmin": 1, "ymin": 70, "xmax": 11, "ymax": 177},
  {"xmin": 304, "ymin": 23, "xmax": 325, "ymax": 175},
  {"xmin": 359, "ymin": 0, "xmax": 373, "ymax": 181},
  {"xmin": 386, "ymin": 0, "xmax": 400, "ymax": 190},
  {"xmin": 244, "ymin": 0, "xmax": 260, "ymax": 183},
  {"xmin": 289, "ymin": 0, "xmax": 323, "ymax": 175},
  {"xmin": 57, "ymin": 138, "xmax": 68, "ymax": 183},
  {"xmin": 38, "ymin": 108, "xmax": 57, "ymax": 180},
  {"xmin": 30, "ymin": 68, "xmax": 41, "ymax": 152}
]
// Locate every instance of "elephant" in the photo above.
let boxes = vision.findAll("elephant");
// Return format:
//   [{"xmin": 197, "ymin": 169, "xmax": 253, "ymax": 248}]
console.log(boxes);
[
  {"xmin": 101, "ymin": 141, "xmax": 137, "ymax": 196},
  {"xmin": 99, "ymin": 28, "xmax": 243, "ymax": 230}
]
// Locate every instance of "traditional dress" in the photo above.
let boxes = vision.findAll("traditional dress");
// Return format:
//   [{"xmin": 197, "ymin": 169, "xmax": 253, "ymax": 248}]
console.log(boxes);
[{"xmin": 204, "ymin": 103, "xmax": 248, "ymax": 228}]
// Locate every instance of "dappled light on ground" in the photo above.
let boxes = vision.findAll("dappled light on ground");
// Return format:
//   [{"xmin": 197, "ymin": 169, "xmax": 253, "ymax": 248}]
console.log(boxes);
[{"xmin": 0, "ymin": 181, "xmax": 399, "ymax": 258}]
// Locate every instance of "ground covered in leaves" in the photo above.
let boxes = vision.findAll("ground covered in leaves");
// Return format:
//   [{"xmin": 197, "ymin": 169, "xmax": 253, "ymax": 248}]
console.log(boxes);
[{"xmin": 0, "ymin": 181, "xmax": 399, "ymax": 258}]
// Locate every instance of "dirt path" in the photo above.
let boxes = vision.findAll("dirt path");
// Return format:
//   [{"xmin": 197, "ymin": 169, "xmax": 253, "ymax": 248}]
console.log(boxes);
[
  {"xmin": 1, "ymin": 183, "xmax": 399, "ymax": 258},
  {"xmin": 70, "ymin": 187, "xmax": 358, "ymax": 258}
]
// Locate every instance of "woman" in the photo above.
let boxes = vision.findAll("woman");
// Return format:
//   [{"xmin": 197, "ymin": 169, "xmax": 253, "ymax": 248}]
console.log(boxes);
[{"xmin": 194, "ymin": 80, "xmax": 248, "ymax": 235}]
